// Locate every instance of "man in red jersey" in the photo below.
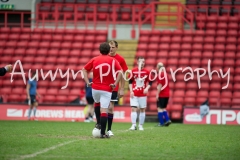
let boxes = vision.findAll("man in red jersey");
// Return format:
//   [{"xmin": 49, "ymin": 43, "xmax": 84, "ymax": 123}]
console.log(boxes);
[
  {"xmin": 156, "ymin": 62, "xmax": 171, "ymax": 127},
  {"xmin": 104, "ymin": 40, "xmax": 128, "ymax": 137},
  {"xmin": 82, "ymin": 42, "xmax": 123, "ymax": 138},
  {"xmin": 129, "ymin": 57, "xmax": 152, "ymax": 131}
]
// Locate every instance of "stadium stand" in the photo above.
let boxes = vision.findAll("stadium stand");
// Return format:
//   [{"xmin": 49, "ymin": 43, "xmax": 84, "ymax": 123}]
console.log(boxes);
[
  {"xmin": 0, "ymin": 28, "xmax": 107, "ymax": 104},
  {"xmin": 1, "ymin": 0, "xmax": 239, "ymax": 121}
]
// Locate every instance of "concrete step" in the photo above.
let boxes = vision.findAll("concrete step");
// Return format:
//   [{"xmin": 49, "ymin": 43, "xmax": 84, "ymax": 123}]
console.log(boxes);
[
  {"xmin": 118, "ymin": 46, "xmax": 137, "ymax": 51},
  {"xmin": 117, "ymin": 40, "xmax": 138, "ymax": 44}
]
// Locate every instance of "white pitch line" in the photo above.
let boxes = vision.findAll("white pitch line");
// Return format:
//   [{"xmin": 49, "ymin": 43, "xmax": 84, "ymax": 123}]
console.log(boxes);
[
  {"xmin": 14, "ymin": 140, "xmax": 78, "ymax": 160},
  {"xmin": 14, "ymin": 126, "xmax": 154, "ymax": 160}
]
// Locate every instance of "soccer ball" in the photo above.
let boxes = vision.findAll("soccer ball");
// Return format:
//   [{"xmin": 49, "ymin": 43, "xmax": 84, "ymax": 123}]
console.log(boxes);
[{"xmin": 92, "ymin": 128, "xmax": 101, "ymax": 138}]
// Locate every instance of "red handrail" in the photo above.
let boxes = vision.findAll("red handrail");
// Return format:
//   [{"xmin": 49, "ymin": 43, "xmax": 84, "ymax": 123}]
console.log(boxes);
[{"xmin": 0, "ymin": 2, "xmax": 194, "ymax": 35}]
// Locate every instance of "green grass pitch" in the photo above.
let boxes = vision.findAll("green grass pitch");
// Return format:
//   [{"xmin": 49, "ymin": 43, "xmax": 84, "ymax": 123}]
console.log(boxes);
[{"xmin": 0, "ymin": 121, "xmax": 240, "ymax": 160}]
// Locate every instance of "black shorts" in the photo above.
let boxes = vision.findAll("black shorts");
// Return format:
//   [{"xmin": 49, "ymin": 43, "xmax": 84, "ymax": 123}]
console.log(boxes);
[
  {"xmin": 86, "ymin": 97, "xmax": 94, "ymax": 105},
  {"xmin": 30, "ymin": 95, "xmax": 37, "ymax": 105},
  {"xmin": 111, "ymin": 91, "xmax": 118, "ymax": 102},
  {"xmin": 157, "ymin": 97, "xmax": 169, "ymax": 109}
]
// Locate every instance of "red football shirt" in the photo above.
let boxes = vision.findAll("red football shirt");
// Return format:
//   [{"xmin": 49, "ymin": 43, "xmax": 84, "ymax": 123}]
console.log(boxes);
[
  {"xmin": 109, "ymin": 53, "xmax": 128, "ymax": 91},
  {"xmin": 130, "ymin": 67, "xmax": 150, "ymax": 97},
  {"xmin": 157, "ymin": 72, "xmax": 170, "ymax": 97},
  {"xmin": 83, "ymin": 55, "xmax": 122, "ymax": 92}
]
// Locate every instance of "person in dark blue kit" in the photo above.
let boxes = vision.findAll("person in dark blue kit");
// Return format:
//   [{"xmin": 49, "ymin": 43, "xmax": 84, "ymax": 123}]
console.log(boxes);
[
  {"xmin": 156, "ymin": 62, "xmax": 171, "ymax": 127},
  {"xmin": 84, "ymin": 72, "xmax": 95, "ymax": 122},
  {"xmin": 0, "ymin": 64, "xmax": 12, "ymax": 76},
  {"xmin": 26, "ymin": 72, "xmax": 41, "ymax": 121}
]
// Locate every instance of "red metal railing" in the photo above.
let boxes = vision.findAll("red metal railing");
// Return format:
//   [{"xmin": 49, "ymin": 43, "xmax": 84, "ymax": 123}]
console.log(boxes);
[
  {"xmin": 0, "ymin": 2, "xmax": 194, "ymax": 38},
  {"xmin": 186, "ymin": 5, "xmax": 240, "ymax": 17}
]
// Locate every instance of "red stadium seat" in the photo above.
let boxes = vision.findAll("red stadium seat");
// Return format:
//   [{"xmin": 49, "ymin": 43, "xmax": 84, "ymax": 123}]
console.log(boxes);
[
  {"xmin": 168, "ymin": 51, "xmax": 179, "ymax": 58},
  {"xmin": 7, "ymin": 94, "xmax": 23, "ymax": 103},
  {"xmin": 205, "ymin": 30, "xmax": 216, "ymax": 36},
  {"xmin": 182, "ymin": 36, "xmax": 192, "ymax": 43},
  {"xmin": 69, "ymin": 50, "xmax": 81, "ymax": 57},
  {"xmin": 39, "ymin": 41, "xmax": 50, "ymax": 49},
  {"xmin": 174, "ymin": 82, "xmax": 186, "ymax": 90},
  {"xmin": 228, "ymin": 22, "xmax": 238, "ymax": 30},
  {"xmin": 8, "ymin": 34, "xmax": 20, "ymax": 41},
  {"xmin": 195, "ymin": 30, "xmax": 205, "ymax": 37},
  {"xmin": 170, "ymin": 43, "xmax": 181, "ymax": 51},
  {"xmin": 12, "ymin": 87, "xmax": 24, "ymax": 94},
  {"xmin": 185, "ymin": 90, "xmax": 197, "ymax": 97},
  {"xmin": 61, "ymin": 42, "xmax": 72, "ymax": 49},
  {"xmin": 233, "ymin": 83, "xmax": 240, "ymax": 90},
  {"xmin": 193, "ymin": 36, "xmax": 204, "ymax": 44},
  {"xmin": 31, "ymin": 34, "xmax": 41, "ymax": 41},
  {"xmin": 225, "ymin": 51, "xmax": 235, "ymax": 59},
  {"xmin": 212, "ymin": 59, "xmax": 223, "ymax": 67},
  {"xmin": 181, "ymin": 43, "xmax": 192, "ymax": 51},
  {"xmin": 192, "ymin": 44, "xmax": 203, "ymax": 51},
  {"xmin": 178, "ymin": 58, "xmax": 189, "ymax": 67},
  {"xmin": 200, "ymin": 82, "xmax": 209, "ymax": 90},
  {"xmin": 173, "ymin": 29, "xmax": 183, "ymax": 36},
  {"xmin": 138, "ymin": 44, "xmax": 147, "ymax": 50},
  {"xmin": 70, "ymin": 89, "xmax": 80, "ymax": 96},
  {"xmin": 171, "ymin": 111, "xmax": 182, "ymax": 120},
  {"xmin": 43, "ymin": 95, "xmax": 56, "ymax": 103},
  {"xmin": 157, "ymin": 51, "xmax": 168, "ymax": 58},
  {"xmin": 173, "ymin": 90, "xmax": 185, "ymax": 97},
  {"xmin": 149, "ymin": 35, "xmax": 160, "ymax": 42},
  {"xmin": 216, "ymin": 30, "xmax": 227, "ymax": 37},
  {"xmin": 204, "ymin": 36, "xmax": 215, "ymax": 44},
  {"xmin": 52, "ymin": 35, "xmax": 63, "ymax": 42},
  {"xmin": 191, "ymin": 51, "xmax": 202, "ymax": 58},
  {"xmin": 55, "ymin": 96, "xmax": 68, "ymax": 104},
  {"xmin": 179, "ymin": 51, "xmax": 190, "ymax": 58},
  {"xmin": 58, "ymin": 89, "xmax": 70, "ymax": 95},
  {"xmin": 232, "ymin": 98, "xmax": 240, "ymax": 107},
  {"xmin": 217, "ymin": 22, "xmax": 228, "ymax": 30},
  {"xmin": 74, "ymin": 35, "xmax": 84, "ymax": 41},
  {"xmin": 167, "ymin": 58, "xmax": 178, "ymax": 66},
  {"xmin": 160, "ymin": 36, "xmax": 171, "ymax": 43},
  {"xmin": 42, "ymin": 34, "xmax": 52, "ymax": 41},
  {"xmin": 148, "ymin": 44, "xmax": 158, "ymax": 50},
  {"xmin": 20, "ymin": 34, "xmax": 31, "ymax": 41},
  {"xmin": 233, "ymin": 74, "xmax": 240, "ymax": 83},
  {"xmin": 221, "ymin": 98, "xmax": 232, "ymax": 108},
  {"xmin": 171, "ymin": 36, "xmax": 182, "ymax": 43},
  {"xmin": 170, "ymin": 104, "xmax": 182, "ymax": 112},
  {"xmin": 186, "ymin": 82, "xmax": 198, "ymax": 90},
  {"xmin": 227, "ymin": 30, "xmax": 238, "ymax": 37},
  {"xmin": 184, "ymin": 97, "xmax": 196, "ymax": 106},
  {"xmin": 202, "ymin": 51, "xmax": 213, "ymax": 59}
]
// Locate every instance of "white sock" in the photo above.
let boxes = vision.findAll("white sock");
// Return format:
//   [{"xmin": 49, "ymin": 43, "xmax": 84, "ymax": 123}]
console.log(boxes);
[
  {"xmin": 131, "ymin": 112, "xmax": 137, "ymax": 125},
  {"xmin": 33, "ymin": 107, "xmax": 37, "ymax": 117},
  {"xmin": 139, "ymin": 112, "xmax": 145, "ymax": 125},
  {"xmin": 28, "ymin": 109, "xmax": 32, "ymax": 119}
]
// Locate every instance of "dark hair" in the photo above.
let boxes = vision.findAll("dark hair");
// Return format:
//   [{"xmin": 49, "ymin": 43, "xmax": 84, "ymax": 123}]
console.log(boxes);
[
  {"xmin": 99, "ymin": 42, "xmax": 110, "ymax": 55},
  {"xmin": 109, "ymin": 40, "xmax": 118, "ymax": 47},
  {"xmin": 137, "ymin": 56, "xmax": 145, "ymax": 60}
]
